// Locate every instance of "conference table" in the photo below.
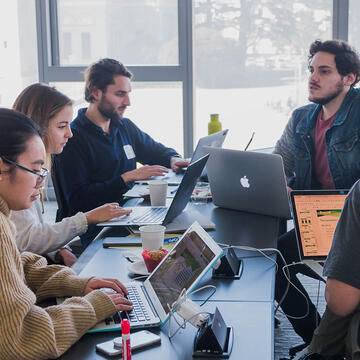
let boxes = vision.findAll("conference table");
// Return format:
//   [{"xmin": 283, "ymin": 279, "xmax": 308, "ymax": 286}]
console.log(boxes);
[{"xmin": 59, "ymin": 198, "xmax": 280, "ymax": 360}]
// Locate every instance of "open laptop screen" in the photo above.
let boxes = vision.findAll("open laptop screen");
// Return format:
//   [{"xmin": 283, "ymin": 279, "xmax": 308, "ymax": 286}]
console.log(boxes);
[
  {"xmin": 290, "ymin": 190, "xmax": 348, "ymax": 260},
  {"xmin": 147, "ymin": 226, "xmax": 217, "ymax": 314}
]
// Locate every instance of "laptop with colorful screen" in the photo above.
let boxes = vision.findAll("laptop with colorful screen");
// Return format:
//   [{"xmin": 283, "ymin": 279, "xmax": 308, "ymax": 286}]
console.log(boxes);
[
  {"xmin": 79, "ymin": 221, "xmax": 222, "ymax": 332},
  {"xmin": 290, "ymin": 189, "xmax": 348, "ymax": 279}
]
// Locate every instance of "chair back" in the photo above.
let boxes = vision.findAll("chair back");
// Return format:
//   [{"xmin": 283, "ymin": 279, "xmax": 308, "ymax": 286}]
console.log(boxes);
[{"xmin": 51, "ymin": 158, "xmax": 70, "ymax": 222}]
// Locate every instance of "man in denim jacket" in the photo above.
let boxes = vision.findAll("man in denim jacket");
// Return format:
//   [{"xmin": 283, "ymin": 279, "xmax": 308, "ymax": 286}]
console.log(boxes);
[{"xmin": 273, "ymin": 39, "xmax": 360, "ymax": 357}]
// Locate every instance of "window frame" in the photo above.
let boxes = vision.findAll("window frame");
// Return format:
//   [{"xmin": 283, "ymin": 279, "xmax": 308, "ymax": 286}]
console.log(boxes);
[
  {"xmin": 36, "ymin": 0, "xmax": 349, "ymax": 157},
  {"xmin": 35, "ymin": 0, "xmax": 194, "ymax": 157}
]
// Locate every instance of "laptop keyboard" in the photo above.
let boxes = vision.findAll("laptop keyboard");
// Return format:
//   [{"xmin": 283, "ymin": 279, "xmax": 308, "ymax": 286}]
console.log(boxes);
[
  {"xmin": 131, "ymin": 207, "xmax": 167, "ymax": 224},
  {"xmin": 104, "ymin": 284, "xmax": 151, "ymax": 326}
]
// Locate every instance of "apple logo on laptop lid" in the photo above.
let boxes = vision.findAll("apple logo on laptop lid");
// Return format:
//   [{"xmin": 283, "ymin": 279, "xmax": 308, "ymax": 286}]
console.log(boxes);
[{"xmin": 240, "ymin": 176, "xmax": 250, "ymax": 188}]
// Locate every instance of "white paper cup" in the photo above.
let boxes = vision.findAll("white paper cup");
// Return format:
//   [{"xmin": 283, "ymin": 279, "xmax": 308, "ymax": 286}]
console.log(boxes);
[
  {"xmin": 139, "ymin": 225, "xmax": 165, "ymax": 250},
  {"xmin": 149, "ymin": 180, "xmax": 168, "ymax": 206}
]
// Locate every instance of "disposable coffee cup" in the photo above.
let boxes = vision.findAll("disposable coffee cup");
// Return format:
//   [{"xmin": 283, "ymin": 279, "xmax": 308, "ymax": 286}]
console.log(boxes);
[
  {"xmin": 149, "ymin": 180, "xmax": 168, "ymax": 206},
  {"xmin": 139, "ymin": 225, "xmax": 165, "ymax": 250}
]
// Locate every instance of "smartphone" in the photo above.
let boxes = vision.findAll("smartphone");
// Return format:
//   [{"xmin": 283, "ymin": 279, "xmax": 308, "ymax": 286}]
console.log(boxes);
[
  {"xmin": 96, "ymin": 330, "xmax": 161, "ymax": 356},
  {"xmin": 96, "ymin": 339, "xmax": 122, "ymax": 357},
  {"xmin": 113, "ymin": 330, "xmax": 161, "ymax": 350}
]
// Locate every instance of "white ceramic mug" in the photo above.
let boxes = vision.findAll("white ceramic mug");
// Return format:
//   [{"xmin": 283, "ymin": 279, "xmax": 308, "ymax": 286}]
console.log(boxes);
[
  {"xmin": 149, "ymin": 180, "xmax": 168, "ymax": 206},
  {"xmin": 139, "ymin": 224, "xmax": 166, "ymax": 250}
]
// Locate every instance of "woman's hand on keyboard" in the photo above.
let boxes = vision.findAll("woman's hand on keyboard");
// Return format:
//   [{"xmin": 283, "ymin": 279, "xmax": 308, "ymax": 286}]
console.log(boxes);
[
  {"xmin": 84, "ymin": 277, "xmax": 129, "ymax": 296},
  {"xmin": 106, "ymin": 292, "xmax": 133, "ymax": 312},
  {"xmin": 85, "ymin": 203, "xmax": 132, "ymax": 224}
]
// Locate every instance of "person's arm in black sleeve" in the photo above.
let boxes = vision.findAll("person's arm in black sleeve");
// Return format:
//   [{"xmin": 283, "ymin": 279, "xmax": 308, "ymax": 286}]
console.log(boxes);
[
  {"xmin": 54, "ymin": 137, "xmax": 130, "ymax": 214},
  {"xmin": 323, "ymin": 180, "xmax": 360, "ymax": 316}
]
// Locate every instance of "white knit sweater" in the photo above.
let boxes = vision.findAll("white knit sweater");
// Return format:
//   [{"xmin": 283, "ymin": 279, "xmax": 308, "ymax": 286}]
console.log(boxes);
[{"xmin": 10, "ymin": 198, "xmax": 87, "ymax": 254}]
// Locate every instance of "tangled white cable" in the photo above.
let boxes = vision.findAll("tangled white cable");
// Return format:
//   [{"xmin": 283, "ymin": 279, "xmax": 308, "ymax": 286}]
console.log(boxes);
[{"xmin": 166, "ymin": 285, "xmax": 217, "ymax": 339}]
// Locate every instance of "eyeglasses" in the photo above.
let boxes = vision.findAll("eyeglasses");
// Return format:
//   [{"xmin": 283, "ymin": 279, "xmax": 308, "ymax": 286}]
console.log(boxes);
[{"xmin": 1, "ymin": 156, "xmax": 49, "ymax": 187}]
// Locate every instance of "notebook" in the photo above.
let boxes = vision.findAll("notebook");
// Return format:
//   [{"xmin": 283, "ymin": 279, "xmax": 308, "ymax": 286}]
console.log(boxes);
[
  {"xmin": 290, "ymin": 189, "xmax": 348, "ymax": 279},
  {"xmin": 97, "ymin": 154, "xmax": 209, "ymax": 227},
  {"xmin": 137, "ymin": 129, "xmax": 228, "ymax": 185},
  {"xmin": 204, "ymin": 147, "xmax": 292, "ymax": 219},
  {"xmin": 85, "ymin": 221, "xmax": 223, "ymax": 332}
]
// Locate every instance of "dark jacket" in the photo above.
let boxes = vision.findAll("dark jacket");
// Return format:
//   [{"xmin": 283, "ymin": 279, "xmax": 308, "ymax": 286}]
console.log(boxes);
[
  {"xmin": 275, "ymin": 87, "xmax": 360, "ymax": 190},
  {"xmin": 54, "ymin": 108, "xmax": 180, "ymax": 215}
]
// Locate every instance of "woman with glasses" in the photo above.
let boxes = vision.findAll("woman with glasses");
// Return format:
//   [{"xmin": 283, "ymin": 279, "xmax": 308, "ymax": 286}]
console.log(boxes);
[
  {"xmin": 10, "ymin": 83, "xmax": 131, "ymax": 266},
  {"xmin": 0, "ymin": 108, "xmax": 132, "ymax": 359}
]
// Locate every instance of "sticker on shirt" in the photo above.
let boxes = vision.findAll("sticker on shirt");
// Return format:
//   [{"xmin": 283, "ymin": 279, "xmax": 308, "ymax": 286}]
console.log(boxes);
[{"xmin": 123, "ymin": 144, "xmax": 136, "ymax": 159}]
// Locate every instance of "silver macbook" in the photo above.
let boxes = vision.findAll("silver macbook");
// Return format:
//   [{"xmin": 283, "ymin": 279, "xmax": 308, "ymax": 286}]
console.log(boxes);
[
  {"xmin": 204, "ymin": 147, "xmax": 292, "ymax": 219},
  {"xmin": 87, "ymin": 221, "xmax": 223, "ymax": 332},
  {"xmin": 290, "ymin": 189, "xmax": 348, "ymax": 279},
  {"xmin": 98, "ymin": 154, "xmax": 209, "ymax": 227},
  {"xmin": 190, "ymin": 129, "xmax": 229, "ymax": 177},
  {"xmin": 138, "ymin": 129, "xmax": 228, "ymax": 185}
]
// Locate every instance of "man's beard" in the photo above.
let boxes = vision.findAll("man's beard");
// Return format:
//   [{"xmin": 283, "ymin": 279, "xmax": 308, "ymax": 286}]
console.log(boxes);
[
  {"xmin": 308, "ymin": 80, "xmax": 344, "ymax": 105},
  {"xmin": 98, "ymin": 96, "xmax": 121, "ymax": 121}
]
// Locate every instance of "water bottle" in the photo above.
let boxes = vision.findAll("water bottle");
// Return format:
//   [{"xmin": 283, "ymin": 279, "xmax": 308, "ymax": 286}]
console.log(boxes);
[{"xmin": 208, "ymin": 113, "xmax": 222, "ymax": 135}]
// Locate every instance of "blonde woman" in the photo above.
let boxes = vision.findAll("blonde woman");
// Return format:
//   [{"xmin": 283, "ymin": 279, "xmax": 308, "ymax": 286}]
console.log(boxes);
[{"xmin": 11, "ymin": 83, "xmax": 130, "ymax": 265}]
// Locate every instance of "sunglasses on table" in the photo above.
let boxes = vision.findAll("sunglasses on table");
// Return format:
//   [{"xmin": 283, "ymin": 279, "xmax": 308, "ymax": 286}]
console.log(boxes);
[{"xmin": 1, "ymin": 156, "xmax": 49, "ymax": 187}]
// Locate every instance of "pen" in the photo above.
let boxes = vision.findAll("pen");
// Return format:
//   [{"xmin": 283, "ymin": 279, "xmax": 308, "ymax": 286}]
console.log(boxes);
[{"xmin": 170, "ymin": 187, "xmax": 179, "ymax": 194}]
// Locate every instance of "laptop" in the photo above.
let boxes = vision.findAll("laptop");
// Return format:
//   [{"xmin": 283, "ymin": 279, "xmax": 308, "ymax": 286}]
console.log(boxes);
[
  {"xmin": 204, "ymin": 147, "xmax": 292, "ymax": 219},
  {"xmin": 138, "ymin": 129, "xmax": 228, "ymax": 185},
  {"xmin": 189, "ymin": 129, "xmax": 229, "ymax": 178},
  {"xmin": 98, "ymin": 154, "xmax": 209, "ymax": 227},
  {"xmin": 86, "ymin": 221, "xmax": 223, "ymax": 332},
  {"xmin": 290, "ymin": 189, "xmax": 348, "ymax": 279}
]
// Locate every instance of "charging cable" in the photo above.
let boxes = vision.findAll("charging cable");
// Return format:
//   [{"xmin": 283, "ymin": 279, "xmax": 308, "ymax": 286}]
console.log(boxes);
[
  {"xmin": 217, "ymin": 244, "xmax": 313, "ymax": 320},
  {"xmin": 217, "ymin": 243, "xmax": 280, "ymax": 273},
  {"xmin": 166, "ymin": 285, "xmax": 217, "ymax": 339},
  {"xmin": 278, "ymin": 262, "xmax": 310, "ymax": 320}
]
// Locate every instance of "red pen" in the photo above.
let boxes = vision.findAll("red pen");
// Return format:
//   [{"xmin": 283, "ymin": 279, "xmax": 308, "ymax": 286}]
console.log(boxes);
[{"xmin": 121, "ymin": 319, "xmax": 131, "ymax": 360}]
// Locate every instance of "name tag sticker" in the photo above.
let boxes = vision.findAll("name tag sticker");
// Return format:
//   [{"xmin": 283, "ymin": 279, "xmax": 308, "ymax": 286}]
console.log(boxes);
[{"xmin": 123, "ymin": 144, "xmax": 136, "ymax": 159}]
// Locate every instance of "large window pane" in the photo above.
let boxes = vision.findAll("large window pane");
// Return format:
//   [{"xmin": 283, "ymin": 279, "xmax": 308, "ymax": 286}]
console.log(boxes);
[
  {"xmin": 194, "ymin": 0, "xmax": 331, "ymax": 151},
  {"xmin": 0, "ymin": 0, "xmax": 38, "ymax": 107},
  {"xmin": 126, "ymin": 82, "xmax": 184, "ymax": 155},
  {"xmin": 57, "ymin": 0, "xmax": 179, "ymax": 66},
  {"xmin": 51, "ymin": 81, "xmax": 184, "ymax": 156},
  {"xmin": 349, "ymin": 0, "xmax": 360, "ymax": 52}
]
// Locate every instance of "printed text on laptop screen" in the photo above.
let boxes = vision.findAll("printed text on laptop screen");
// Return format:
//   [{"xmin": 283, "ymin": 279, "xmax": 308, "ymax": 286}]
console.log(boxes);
[{"xmin": 294, "ymin": 194, "xmax": 347, "ymax": 257}]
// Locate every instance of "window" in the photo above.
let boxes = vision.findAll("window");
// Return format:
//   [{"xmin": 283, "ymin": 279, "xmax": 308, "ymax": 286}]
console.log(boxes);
[
  {"xmin": 0, "ymin": 0, "xmax": 38, "ymax": 107},
  {"xmin": 37, "ymin": 0, "xmax": 193, "ymax": 156},
  {"xmin": 348, "ymin": 0, "xmax": 360, "ymax": 52},
  {"xmin": 57, "ymin": 0, "xmax": 179, "ymax": 66},
  {"xmin": 81, "ymin": 32, "xmax": 91, "ymax": 60},
  {"xmin": 194, "ymin": 0, "xmax": 332, "ymax": 150},
  {"xmin": 52, "ymin": 81, "xmax": 184, "ymax": 154},
  {"xmin": 37, "ymin": 1, "xmax": 353, "ymax": 155},
  {"xmin": 62, "ymin": 32, "xmax": 72, "ymax": 62}
]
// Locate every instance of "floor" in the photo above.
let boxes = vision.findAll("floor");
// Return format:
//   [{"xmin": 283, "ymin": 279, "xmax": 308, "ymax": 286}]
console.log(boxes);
[
  {"xmin": 43, "ymin": 199, "xmax": 327, "ymax": 360},
  {"xmin": 274, "ymin": 275, "xmax": 326, "ymax": 359}
]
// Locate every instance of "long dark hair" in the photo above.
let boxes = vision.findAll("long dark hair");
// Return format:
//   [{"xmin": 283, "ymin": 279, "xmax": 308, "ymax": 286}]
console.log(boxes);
[{"xmin": 0, "ymin": 108, "xmax": 41, "ymax": 172}]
